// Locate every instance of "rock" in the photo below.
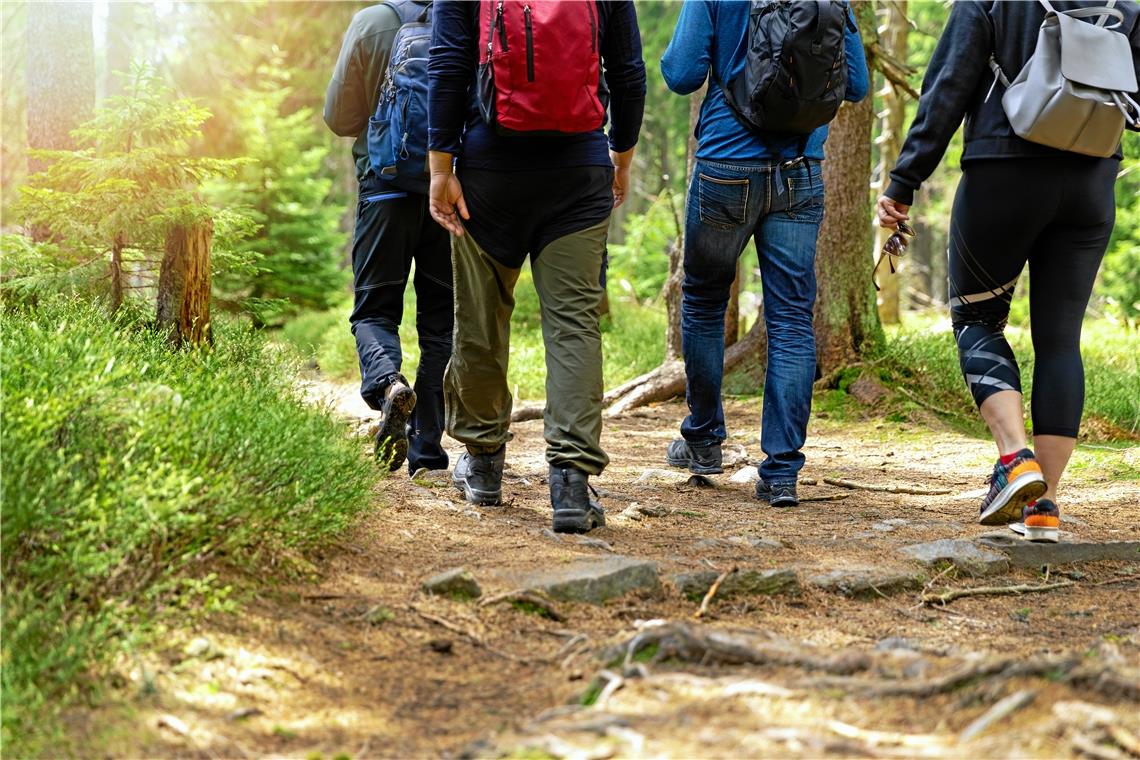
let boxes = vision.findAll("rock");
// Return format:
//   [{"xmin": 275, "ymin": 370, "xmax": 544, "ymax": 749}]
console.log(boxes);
[
  {"xmin": 619, "ymin": 505, "xmax": 644, "ymax": 521},
  {"xmin": 687, "ymin": 475, "xmax": 716, "ymax": 488},
  {"xmin": 227, "ymin": 707, "xmax": 263, "ymax": 721},
  {"xmin": 807, "ymin": 566, "xmax": 924, "ymax": 598},
  {"xmin": 899, "ymin": 539, "xmax": 1010, "ymax": 577},
  {"xmin": 875, "ymin": 637, "xmax": 916, "ymax": 652},
  {"xmin": 977, "ymin": 537, "xmax": 1140, "ymax": 568},
  {"xmin": 422, "ymin": 568, "xmax": 482, "ymax": 600},
  {"xmin": 721, "ymin": 443, "xmax": 750, "ymax": 468},
  {"xmin": 541, "ymin": 528, "xmax": 564, "ymax": 543},
  {"xmin": 694, "ymin": 536, "xmax": 783, "ymax": 552},
  {"xmin": 871, "ymin": 522, "xmax": 898, "ymax": 532},
  {"xmin": 156, "ymin": 714, "xmax": 190, "ymax": 737},
  {"xmin": 574, "ymin": 535, "xmax": 615, "ymax": 553},
  {"xmin": 495, "ymin": 556, "xmax": 660, "ymax": 605},
  {"xmin": 728, "ymin": 467, "xmax": 760, "ymax": 484},
  {"xmin": 428, "ymin": 639, "xmax": 453, "ymax": 655},
  {"xmin": 633, "ymin": 468, "xmax": 691, "ymax": 486},
  {"xmin": 849, "ymin": 376, "xmax": 888, "ymax": 405},
  {"xmin": 634, "ymin": 502, "xmax": 667, "ymax": 517},
  {"xmin": 671, "ymin": 568, "xmax": 800, "ymax": 602},
  {"xmin": 462, "ymin": 509, "xmax": 483, "ymax": 521},
  {"xmin": 183, "ymin": 636, "xmax": 213, "ymax": 659},
  {"xmin": 363, "ymin": 605, "xmax": 395, "ymax": 625}
]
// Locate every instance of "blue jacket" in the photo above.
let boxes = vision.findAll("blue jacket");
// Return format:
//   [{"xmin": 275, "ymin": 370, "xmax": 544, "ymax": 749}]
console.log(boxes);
[{"xmin": 661, "ymin": 1, "xmax": 869, "ymax": 162}]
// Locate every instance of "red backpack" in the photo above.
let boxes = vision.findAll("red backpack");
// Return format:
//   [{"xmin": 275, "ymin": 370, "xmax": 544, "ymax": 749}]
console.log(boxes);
[{"xmin": 477, "ymin": 0, "xmax": 605, "ymax": 135}]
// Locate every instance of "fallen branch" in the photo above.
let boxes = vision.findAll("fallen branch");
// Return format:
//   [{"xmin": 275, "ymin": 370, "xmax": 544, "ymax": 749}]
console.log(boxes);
[
  {"xmin": 798, "ymin": 494, "xmax": 849, "ymax": 503},
  {"xmin": 922, "ymin": 580, "xmax": 1075, "ymax": 606},
  {"xmin": 695, "ymin": 566, "xmax": 737, "ymax": 619},
  {"xmin": 479, "ymin": 590, "xmax": 565, "ymax": 622},
  {"xmin": 823, "ymin": 477, "xmax": 952, "ymax": 496},
  {"xmin": 412, "ymin": 606, "xmax": 534, "ymax": 663},
  {"xmin": 896, "ymin": 385, "xmax": 962, "ymax": 419},
  {"xmin": 510, "ymin": 403, "xmax": 544, "ymax": 423},
  {"xmin": 958, "ymin": 689, "xmax": 1037, "ymax": 743},
  {"xmin": 805, "ymin": 655, "xmax": 1080, "ymax": 698}
]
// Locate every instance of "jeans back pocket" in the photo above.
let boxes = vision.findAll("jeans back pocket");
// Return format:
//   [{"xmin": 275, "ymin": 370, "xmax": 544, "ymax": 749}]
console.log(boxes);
[{"xmin": 698, "ymin": 173, "xmax": 749, "ymax": 229}]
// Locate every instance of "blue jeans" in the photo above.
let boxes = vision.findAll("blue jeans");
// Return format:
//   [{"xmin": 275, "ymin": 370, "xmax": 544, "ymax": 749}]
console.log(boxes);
[{"xmin": 679, "ymin": 158, "xmax": 824, "ymax": 485}]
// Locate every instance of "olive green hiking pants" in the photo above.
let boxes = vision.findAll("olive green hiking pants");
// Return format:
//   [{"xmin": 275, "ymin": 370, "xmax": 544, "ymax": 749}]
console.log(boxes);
[{"xmin": 444, "ymin": 219, "xmax": 610, "ymax": 475}]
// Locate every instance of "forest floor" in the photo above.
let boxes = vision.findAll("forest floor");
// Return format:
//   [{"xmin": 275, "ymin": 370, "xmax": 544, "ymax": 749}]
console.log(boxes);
[{"xmin": 89, "ymin": 379, "xmax": 1140, "ymax": 759}]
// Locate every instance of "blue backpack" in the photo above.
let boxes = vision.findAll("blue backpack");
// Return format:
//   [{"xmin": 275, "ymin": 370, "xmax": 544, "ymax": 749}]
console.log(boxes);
[{"xmin": 367, "ymin": 1, "xmax": 432, "ymax": 193}]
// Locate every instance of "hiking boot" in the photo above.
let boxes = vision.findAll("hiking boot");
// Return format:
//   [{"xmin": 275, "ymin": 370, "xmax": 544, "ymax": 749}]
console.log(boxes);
[
  {"xmin": 375, "ymin": 379, "xmax": 416, "ymax": 471},
  {"xmin": 755, "ymin": 480, "xmax": 798, "ymax": 508},
  {"xmin": 665, "ymin": 439, "xmax": 724, "ymax": 475},
  {"xmin": 452, "ymin": 447, "xmax": 505, "ymax": 506},
  {"xmin": 1010, "ymin": 498, "xmax": 1060, "ymax": 543},
  {"xmin": 550, "ymin": 465, "xmax": 605, "ymax": 534},
  {"xmin": 978, "ymin": 449, "xmax": 1047, "ymax": 525}
]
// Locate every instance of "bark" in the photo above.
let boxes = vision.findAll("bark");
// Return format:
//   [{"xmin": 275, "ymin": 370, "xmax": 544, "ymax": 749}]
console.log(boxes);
[
  {"xmin": 104, "ymin": 2, "xmax": 135, "ymax": 101},
  {"xmin": 26, "ymin": 1, "xmax": 94, "ymax": 173},
  {"xmin": 813, "ymin": 89, "xmax": 884, "ymax": 376},
  {"xmin": 725, "ymin": 265, "xmax": 741, "ymax": 347},
  {"xmin": 110, "ymin": 236, "xmax": 124, "ymax": 312},
  {"xmin": 157, "ymin": 220, "xmax": 214, "ymax": 348},
  {"xmin": 872, "ymin": 0, "xmax": 909, "ymax": 325}
]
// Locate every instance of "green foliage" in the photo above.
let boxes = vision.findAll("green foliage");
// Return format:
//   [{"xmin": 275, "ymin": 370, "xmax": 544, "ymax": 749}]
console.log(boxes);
[
  {"xmin": 8, "ymin": 64, "xmax": 254, "ymax": 305},
  {"xmin": 607, "ymin": 191, "xmax": 682, "ymax": 302},
  {"xmin": 207, "ymin": 62, "xmax": 348, "ymax": 325},
  {"xmin": 1, "ymin": 298, "xmax": 374, "ymax": 755},
  {"xmin": 1098, "ymin": 132, "xmax": 1140, "ymax": 327}
]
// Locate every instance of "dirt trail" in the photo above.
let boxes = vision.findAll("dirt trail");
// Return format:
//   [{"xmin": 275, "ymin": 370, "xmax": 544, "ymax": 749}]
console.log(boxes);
[{"xmin": 106, "ymin": 384, "xmax": 1139, "ymax": 758}]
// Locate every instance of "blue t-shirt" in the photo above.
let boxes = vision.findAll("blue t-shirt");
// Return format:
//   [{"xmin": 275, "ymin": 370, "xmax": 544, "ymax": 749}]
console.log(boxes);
[{"xmin": 661, "ymin": 1, "xmax": 870, "ymax": 162}]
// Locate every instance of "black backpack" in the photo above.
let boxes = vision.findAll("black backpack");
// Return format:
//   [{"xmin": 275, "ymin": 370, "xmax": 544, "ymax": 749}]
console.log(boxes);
[{"xmin": 720, "ymin": 0, "xmax": 850, "ymax": 136}]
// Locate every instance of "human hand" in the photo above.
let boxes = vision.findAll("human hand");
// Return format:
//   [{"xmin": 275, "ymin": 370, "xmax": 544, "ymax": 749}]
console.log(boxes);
[
  {"xmin": 610, "ymin": 148, "xmax": 635, "ymax": 209},
  {"xmin": 876, "ymin": 195, "xmax": 911, "ymax": 229},
  {"xmin": 429, "ymin": 171, "xmax": 469, "ymax": 236}
]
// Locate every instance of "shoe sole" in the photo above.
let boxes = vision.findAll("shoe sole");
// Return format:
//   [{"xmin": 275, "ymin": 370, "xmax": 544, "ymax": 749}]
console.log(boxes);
[
  {"xmin": 453, "ymin": 478, "xmax": 501, "ymax": 507},
  {"xmin": 978, "ymin": 471, "xmax": 1047, "ymax": 526},
  {"xmin": 665, "ymin": 455, "xmax": 723, "ymax": 476},
  {"xmin": 1010, "ymin": 521, "xmax": 1060, "ymax": 543},
  {"xmin": 376, "ymin": 387, "xmax": 417, "ymax": 471},
  {"xmin": 553, "ymin": 508, "xmax": 606, "ymax": 534}
]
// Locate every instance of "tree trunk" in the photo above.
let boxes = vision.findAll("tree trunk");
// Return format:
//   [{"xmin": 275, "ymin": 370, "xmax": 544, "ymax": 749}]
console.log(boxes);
[
  {"xmin": 662, "ymin": 87, "xmax": 705, "ymax": 362},
  {"xmin": 104, "ymin": 1, "xmax": 135, "ymax": 101},
  {"xmin": 157, "ymin": 220, "xmax": 214, "ymax": 348},
  {"xmin": 26, "ymin": 1, "xmax": 94, "ymax": 173},
  {"xmin": 110, "ymin": 235, "xmax": 124, "ymax": 312},
  {"xmin": 872, "ymin": 0, "xmax": 909, "ymax": 325},
  {"xmin": 813, "ymin": 95, "xmax": 884, "ymax": 376},
  {"xmin": 725, "ymin": 265, "xmax": 741, "ymax": 346}
]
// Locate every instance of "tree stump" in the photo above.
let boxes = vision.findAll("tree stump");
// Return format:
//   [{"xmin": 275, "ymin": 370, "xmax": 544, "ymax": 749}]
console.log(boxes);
[{"xmin": 157, "ymin": 219, "xmax": 213, "ymax": 347}]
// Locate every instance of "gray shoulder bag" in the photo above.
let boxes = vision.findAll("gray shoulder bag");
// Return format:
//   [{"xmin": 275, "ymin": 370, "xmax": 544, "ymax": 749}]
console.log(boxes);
[{"xmin": 987, "ymin": 0, "xmax": 1140, "ymax": 157}]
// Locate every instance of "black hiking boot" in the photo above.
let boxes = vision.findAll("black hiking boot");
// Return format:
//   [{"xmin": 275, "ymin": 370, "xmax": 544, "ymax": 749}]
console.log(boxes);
[
  {"xmin": 375, "ymin": 379, "xmax": 416, "ymax": 471},
  {"xmin": 755, "ymin": 480, "xmax": 798, "ymax": 508},
  {"xmin": 452, "ymin": 447, "xmax": 505, "ymax": 506},
  {"xmin": 665, "ymin": 438, "xmax": 724, "ymax": 475},
  {"xmin": 550, "ymin": 465, "xmax": 605, "ymax": 534}
]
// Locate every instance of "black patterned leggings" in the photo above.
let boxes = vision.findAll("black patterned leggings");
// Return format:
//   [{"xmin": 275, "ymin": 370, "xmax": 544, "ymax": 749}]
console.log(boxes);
[{"xmin": 948, "ymin": 155, "xmax": 1118, "ymax": 438}]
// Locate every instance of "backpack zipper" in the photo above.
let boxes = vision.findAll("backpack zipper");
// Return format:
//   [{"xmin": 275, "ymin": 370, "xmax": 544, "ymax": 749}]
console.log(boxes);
[
  {"xmin": 524, "ymin": 5, "xmax": 535, "ymax": 82},
  {"xmin": 495, "ymin": 0, "xmax": 508, "ymax": 52}
]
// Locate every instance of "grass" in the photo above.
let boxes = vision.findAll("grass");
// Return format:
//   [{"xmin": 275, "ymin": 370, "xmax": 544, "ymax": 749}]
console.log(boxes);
[{"xmin": 2, "ymin": 298, "xmax": 375, "ymax": 755}]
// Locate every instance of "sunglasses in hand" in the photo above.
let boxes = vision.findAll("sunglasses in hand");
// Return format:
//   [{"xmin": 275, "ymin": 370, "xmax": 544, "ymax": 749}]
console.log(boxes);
[{"xmin": 874, "ymin": 220, "xmax": 915, "ymax": 291}]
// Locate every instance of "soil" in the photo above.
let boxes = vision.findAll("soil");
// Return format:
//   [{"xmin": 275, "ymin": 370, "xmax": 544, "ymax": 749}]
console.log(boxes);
[{"xmin": 91, "ymin": 385, "xmax": 1140, "ymax": 759}]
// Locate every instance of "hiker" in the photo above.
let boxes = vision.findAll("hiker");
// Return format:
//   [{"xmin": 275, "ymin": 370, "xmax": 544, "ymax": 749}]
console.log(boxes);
[
  {"xmin": 325, "ymin": 0, "xmax": 452, "ymax": 475},
  {"xmin": 427, "ymin": 0, "xmax": 646, "ymax": 532},
  {"xmin": 877, "ymin": 0, "xmax": 1140, "ymax": 542},
  {"xmin": 660, "ymin": 1, "xmax": 869, "ymax": 507}
]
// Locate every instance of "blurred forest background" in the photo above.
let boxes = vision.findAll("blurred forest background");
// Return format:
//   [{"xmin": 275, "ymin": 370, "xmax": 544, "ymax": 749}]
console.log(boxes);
[{"xmin": 2, "ymin": 1, "xmax": 1138, "ymax": 754}]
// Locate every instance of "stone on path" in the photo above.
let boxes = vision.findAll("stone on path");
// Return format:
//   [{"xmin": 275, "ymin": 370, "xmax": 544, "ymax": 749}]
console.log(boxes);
[
  {"xmin": 695, "ymin": 536, "xmax": 783, "ymax": 551},
  {"xmin": 422, "ymin": 568, "xmax": 482, "ymax": 600},
  {"xmin": 671, "ymin": 568, "xmax": 800, "ymax": 602},
  {"xmin": 977, "ymin": 536, "xmax": 1140, "ymax": 568},
  {"xmin": 494, "ymin": 556, "xmax": 659, "ymax": 605},
  {"xmin": 899, "ymin": 539, "xmax": 1010, "ymax": 577},
  {"xmin": 410, "ymin": 468, "xmax": 453, "ymax": 486},
  {"xmin": 573, "ymin": 535, "xmax": 615, "ymax": 553},
  {"xmin": 807, "ymin": 565, "xmax": 924, "ymax": 598},
  {"xmin": 728, "ymin": 467, "xmax": 759, "ymax": 484},
  {"xmin": 721, "ymin": 443, "xmax": 750, "ymax": 468},
  {"xmin": 634, "ymin": 468, "xmax": 691, "ymax": 486}
]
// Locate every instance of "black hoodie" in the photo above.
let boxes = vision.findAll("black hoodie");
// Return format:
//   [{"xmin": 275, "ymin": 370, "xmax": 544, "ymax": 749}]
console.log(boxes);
[{"xmin": 887, "ymin": 0, "xmax": 1140, "ymax": 206}]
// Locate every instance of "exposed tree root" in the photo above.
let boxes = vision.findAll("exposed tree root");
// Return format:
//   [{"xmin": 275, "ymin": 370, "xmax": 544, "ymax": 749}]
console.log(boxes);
[
  {"xmin": 694, "ymin": 566, "xmax": 737, "ymax": 619},
  {"xmin": 510, "ymin": 403, "xmax": 544, "ymax": 423},
  {"xmin": 615, "ymin": 622, "xmax": 871, "ymax": 675},
  {"xmin": 479, "ymin": 590, "xmax": 565, "ymax": 622}
]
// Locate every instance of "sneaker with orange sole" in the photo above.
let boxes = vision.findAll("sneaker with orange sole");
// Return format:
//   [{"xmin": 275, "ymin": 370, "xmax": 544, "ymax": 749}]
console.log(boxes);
[
  {"xmin": 1010, "ymin": 499, "xmax": 1061, "ymax": 543},
  {"xmin": 978, "ymin": 448, "xmax": 1047, "ymax": 525}
]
